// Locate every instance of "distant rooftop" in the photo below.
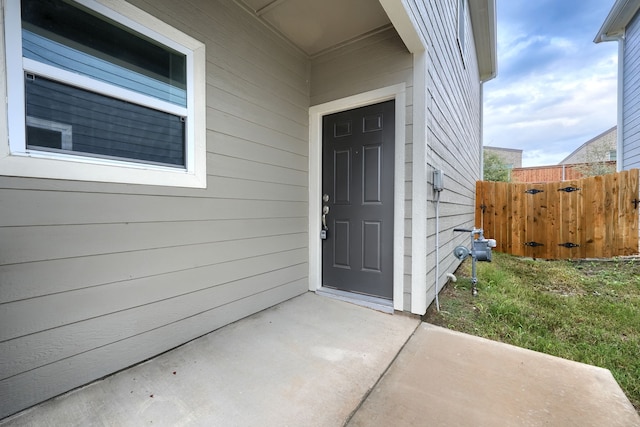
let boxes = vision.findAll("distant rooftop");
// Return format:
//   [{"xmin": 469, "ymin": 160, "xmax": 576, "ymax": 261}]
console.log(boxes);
[
  {"xmin": 559, "ymin": 126, "xmax": 617, "ymax": 165},
  {"xmin": 483, "ymin": 146, "xmax": 523, "ymax": 153}
]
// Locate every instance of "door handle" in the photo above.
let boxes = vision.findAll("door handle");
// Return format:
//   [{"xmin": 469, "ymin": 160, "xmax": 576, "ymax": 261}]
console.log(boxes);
[{"xmin": 322, "ymin": 205, "xmax": 329, "ymax": 230}]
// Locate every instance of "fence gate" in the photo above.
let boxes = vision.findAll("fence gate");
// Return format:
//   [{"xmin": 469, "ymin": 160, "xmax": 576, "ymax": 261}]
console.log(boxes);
[{"xmin": 476, "ymin": 169, "xmax": 640, "ymax": 259}]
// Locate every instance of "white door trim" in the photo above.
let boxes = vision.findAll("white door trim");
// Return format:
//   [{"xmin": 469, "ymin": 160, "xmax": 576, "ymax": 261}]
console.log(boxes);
[{"xmin": 308, "ymin": 84, "xmax": 406, "ymax": 311}]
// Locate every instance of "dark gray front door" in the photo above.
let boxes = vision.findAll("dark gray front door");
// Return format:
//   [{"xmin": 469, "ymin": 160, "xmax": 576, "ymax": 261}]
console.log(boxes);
[{"xmin": 322, "ymin": 100, "xmax": 394, "ymax": 299}]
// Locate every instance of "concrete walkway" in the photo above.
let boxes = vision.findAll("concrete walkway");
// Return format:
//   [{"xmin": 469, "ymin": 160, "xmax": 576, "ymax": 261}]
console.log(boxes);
[
  {"xmin": 348, "ymin": 323, "xmax": 640, "ymax": 427},
  {"xmin": 2, "ymin": 293, "xmax": 638, "ymax": 426}
]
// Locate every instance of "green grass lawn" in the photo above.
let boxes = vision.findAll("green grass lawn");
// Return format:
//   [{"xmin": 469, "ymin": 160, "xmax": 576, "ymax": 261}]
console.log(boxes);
[{"xmin": 424, "ymin": 252, "xmax": 640, "ymax": 412}]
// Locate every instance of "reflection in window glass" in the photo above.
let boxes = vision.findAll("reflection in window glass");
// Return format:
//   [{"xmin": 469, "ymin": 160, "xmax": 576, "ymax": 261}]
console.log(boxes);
[
  {"xmin": 26, "ymin": 75, "xmax": 185, "ymax": 167},
  {"xmin": 21, "ymin": 0, "xmax": 186, "ymax": 106}
]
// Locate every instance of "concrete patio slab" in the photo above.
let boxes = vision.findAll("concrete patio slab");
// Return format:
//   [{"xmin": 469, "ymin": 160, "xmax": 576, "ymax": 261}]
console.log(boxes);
[
  {"xmin": 3, "ymin": 295, "xmax": 638, "ymax": 426},
  {"xmin": 0, "ymin": 293, "xmax": 419, "ymax": 426},
  {"xmin": 348, "ymin": 323, "xmax": 640, "ymax": 427}
]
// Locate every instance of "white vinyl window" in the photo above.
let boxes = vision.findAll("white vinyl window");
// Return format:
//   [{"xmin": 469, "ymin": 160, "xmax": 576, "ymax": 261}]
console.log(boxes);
[{"xmin": 2, "ymin": 0, "xmax": 207, "ymax": 187}]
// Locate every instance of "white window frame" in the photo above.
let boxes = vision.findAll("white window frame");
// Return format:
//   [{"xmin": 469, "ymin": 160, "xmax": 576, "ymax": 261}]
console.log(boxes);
[{"xmin": 2, "ymin": 0, "xmax": 207, "ymax": 188}]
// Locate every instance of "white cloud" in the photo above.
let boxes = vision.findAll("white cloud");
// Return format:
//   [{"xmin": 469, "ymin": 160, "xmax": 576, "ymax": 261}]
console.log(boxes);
[
  {"xmin": 483, "ymin": 51, "xmax": 618, "ymax": 167},
  {"xmin": 483, "ymin": 0, "xmax": 619, "ymax": 167}
]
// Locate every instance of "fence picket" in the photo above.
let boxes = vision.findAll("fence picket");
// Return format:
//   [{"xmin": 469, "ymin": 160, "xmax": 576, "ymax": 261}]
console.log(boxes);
[{"xmin": 477, "ymin": 169, "xmax": 639, "ymax": 259}]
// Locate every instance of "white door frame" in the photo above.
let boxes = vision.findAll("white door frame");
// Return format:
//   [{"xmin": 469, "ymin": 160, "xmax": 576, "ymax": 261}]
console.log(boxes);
[{"xmin": 308, "ymin": 84, "xmax": 406, "ymax": 311}]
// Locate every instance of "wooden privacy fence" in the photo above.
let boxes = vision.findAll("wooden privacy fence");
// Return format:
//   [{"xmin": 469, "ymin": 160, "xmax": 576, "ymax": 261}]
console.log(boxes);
[{"xmin": 476, "ymin": 169, "xmax": 640, "ymax": 259}]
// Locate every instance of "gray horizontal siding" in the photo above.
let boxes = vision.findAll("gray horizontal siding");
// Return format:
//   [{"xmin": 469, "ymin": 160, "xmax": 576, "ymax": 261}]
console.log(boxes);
[
  {"xmin": 408, "ymin": 0, "xmax": 482, "ymax": 306},
  {"xmin": 0, "ymin": 0, "xmax": 310, "ymax": 418},
  {"xmin": 624, "ymin": 10, "xmax": 640, "ymax": 169}
]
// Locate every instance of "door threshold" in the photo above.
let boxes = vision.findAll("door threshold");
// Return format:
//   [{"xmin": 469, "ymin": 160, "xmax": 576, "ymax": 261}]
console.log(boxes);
[{"xmin": 316, "ymin": 287, "xmax": 394, "ymax": 314}]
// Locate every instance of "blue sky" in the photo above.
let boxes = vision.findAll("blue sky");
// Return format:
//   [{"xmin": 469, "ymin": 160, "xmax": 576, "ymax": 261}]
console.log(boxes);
[{"xmin": 483, "ymin": 0, "xmax": 619, "ymax": 167}]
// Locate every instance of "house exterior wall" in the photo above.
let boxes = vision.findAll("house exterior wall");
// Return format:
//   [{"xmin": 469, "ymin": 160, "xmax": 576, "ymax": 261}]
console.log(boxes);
[
  {"xmin": 560, "ymin": 126, "xmax": 617, "ymax": 165},
  {"xmin": 484, "ymin": 146, "xmax": 523, "ymax": 168},
  {"xmin": 0, "ymin": 0, "xmax": 492, "ymax": 418},
  {"xmin": 0, "ymin": 0, "xmax": 310, "ymax": 418},
  {"xmin": 310, "ymin": 0, "xmax": 485, "ymax": 313},
  {"xmin": 408, "ymin": 0, "xmax": 483, "ymax": 310},
  {"xmin": 310, "ymin": 28, "xmax": 414, "ymax": 311},
  {"xmin": 623, "ymin": 11, "xmax": 640, "ymax": 170}
]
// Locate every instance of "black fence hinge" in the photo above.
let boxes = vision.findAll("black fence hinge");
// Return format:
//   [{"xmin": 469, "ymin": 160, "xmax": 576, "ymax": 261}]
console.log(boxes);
[
  {"xmin": 558, "ymin": 186, "xmax": 581, "ymax": 193},
  {"xmin": 524, "ymin": 241, "xmax": 544, "ymax": 247},
  {"xmin": 524, "ymin": 189, "xmax": 544, "ymax": 195},
  {"xmin": 480, "ymin": 203, "xmax": 487, "ymax": 213},
  {"xmin": 633, "ymin": 198, "xmax": 639, "ymax": 209},
  {"xmin": 558, "ymin": 242, "xmax": 580, "ymax": 248}
]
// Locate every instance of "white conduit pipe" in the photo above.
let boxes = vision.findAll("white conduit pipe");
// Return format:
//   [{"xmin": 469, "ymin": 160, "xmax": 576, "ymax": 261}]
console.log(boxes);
[{"xmin": 435, "ymin": 190, "xmax": 441, "ymax": 312}]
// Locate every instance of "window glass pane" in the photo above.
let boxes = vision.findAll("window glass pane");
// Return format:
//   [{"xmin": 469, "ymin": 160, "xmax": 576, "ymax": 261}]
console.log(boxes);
[
  {"xmin": 21, "ymin": 0, "xmax": 187, "ymax": 106},
  {"xmin": 26, "ymin": 75, "xmax": 185, "ymax": 167}
]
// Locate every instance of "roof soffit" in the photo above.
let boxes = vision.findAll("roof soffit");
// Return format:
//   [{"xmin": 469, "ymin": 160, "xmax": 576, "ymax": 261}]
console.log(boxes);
[
  {"xmin": 595, "ymin": 0, "xmax": 640, "ymax": 42},
  {"xmin": 236, "ymin": 0, "xmax": 392, "ymax": 56},
  {"xmin": 235, "ymin": 0, "xmax": 496, "ymax": 81}
]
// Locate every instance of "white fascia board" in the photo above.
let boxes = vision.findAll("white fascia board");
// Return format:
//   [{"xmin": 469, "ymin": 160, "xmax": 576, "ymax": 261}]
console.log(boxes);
[
  {"xmin": 595, "ymin": 0, "xmax": 640, "ymax": 42},
  {"xmin": 379, "ymin": 0, "xmax": 427, "ymax": 53},
  {"xmin": 469, "ymin": 0, "xmax": 497, "ymax": 82}
]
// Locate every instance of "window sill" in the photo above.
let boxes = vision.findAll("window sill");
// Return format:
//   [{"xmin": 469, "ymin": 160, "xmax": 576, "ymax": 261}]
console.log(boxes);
[{"xmin": 0, "ymin": 151, "xmax": 207, "ymax": 188}]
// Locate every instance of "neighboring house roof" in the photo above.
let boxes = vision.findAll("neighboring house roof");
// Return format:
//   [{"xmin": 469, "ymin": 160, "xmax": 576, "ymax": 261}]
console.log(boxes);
[
  {"xmin": 484, "ymin": 146, "xmax": 522, "ymax": 153},
  {"xmin": 559, "ymin": 126, "xmax": 617, "ymax": 164},
  {"xmin": 594, "ymin": 0, "xmax": 640, "ymax": 42}
]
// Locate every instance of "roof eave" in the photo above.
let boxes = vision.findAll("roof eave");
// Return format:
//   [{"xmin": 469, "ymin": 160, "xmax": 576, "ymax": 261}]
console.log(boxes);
[
  {"xmin": 594, "ymin": 0, "xmax": 640, "ymax": 43},
  {"xmin": 469, "ymin": 0, "xmax": 497, "ymax": 82}
]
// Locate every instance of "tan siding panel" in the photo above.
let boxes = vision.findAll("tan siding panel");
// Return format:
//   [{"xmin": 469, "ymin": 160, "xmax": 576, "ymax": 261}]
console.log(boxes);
[
  {"xmin": 0, "ymin": 0, "xmax": 311, "ymax": 417},
  {"xmin": 0, "ymin": 279, "xmax": 308, "ymax": 419},
  {"xmin": 207, "ymin": 86, "xmax": 308, "ymax": 141},
  {"xmin": 210, "ymin": 155, "xmax": 307, "ymax": 185},
  {"xmin": 310, "ymin": 31, "xmax": 412, "ymax": 106},
  {"xmin": 0, "ymin": 237, "xmax": 306, "ymax": 341},
  {"xmin": 1, "ymin": 232, "xmax": 306, "ymax": 304},
  {"xmin": 0, "ymin": 217, "xmax": 306, "ymax": 266},
  {"xmin": 211, "ymin": 133, "xmax": 308, "ymax": 172},
  {"xmin": 0, "ymin": 165, "xmax": 306, "ymax": 200},
  {"xmin": 0, "ymin": 190, "xmax": 307, "ymax": 226},
  {"xmin": 207, "ymin": 177, "xmax": 307, "ymax": 201},
  {"xmin": 208, "ymin": 110, "xmax": 307, "ymax": 156},
  {"xmin": 0, "ymin": 261, "xmax": 308, "ymax": 380}
]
